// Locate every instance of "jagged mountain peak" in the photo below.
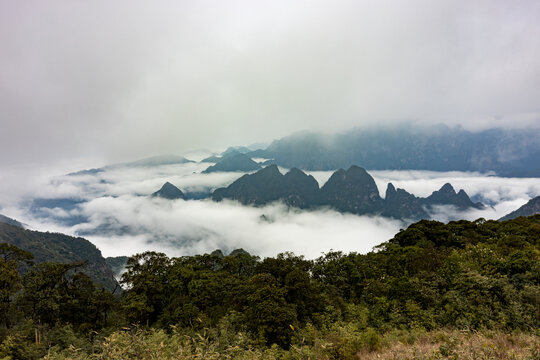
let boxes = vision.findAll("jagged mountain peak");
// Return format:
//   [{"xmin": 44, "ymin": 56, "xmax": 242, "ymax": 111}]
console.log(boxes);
[
  {"xmin": 346, "ymin": 165, "xmax": 369, "ymax": 175},
  {"xmin": 258, "ymin": 164, "xmax": 281, "ymax": 174},
  {"xmin": 425, "ymin": 182, "xmax": 482, "ymax": 210},
  {"xmin": 152, "ymin": 182, "xmax": 185, "ymax": 200},
  {"xmin": 439, "ymin": 183, "xmax": 456, "ymax": 194},
  {"xmin": 211, "ymin": 165, "xmax": 483, "ymax": 219},
  {"xmin": 284, "ymin": 168, "xmax": 318, "ymax": 185},
  {"xmin": 384, "ymin": 183, "xmax": 396, "ymax": 200}
]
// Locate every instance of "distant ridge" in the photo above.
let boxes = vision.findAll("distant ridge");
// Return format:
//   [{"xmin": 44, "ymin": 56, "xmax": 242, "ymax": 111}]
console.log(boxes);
[
  {"xmin": 499, "ymin": 196, "xmax": 540, "ymax": 221},
  {"xmin": 203, "ymin": 153, "xmax": 262, "ymax": 173},
  {"xmin": 201, "ymin": 146, "xmax": 252, "ymax": 163},
  {"xmin": 212, "ymin": 165, "xmax": 483, "ymax": 220},
  {"xmin": 68, "ymin": 155, "xmax": 194, "ymax": 176},
  {"xmin": 246, "ymin": 125, "xmax": 540, "ymax": 177}
]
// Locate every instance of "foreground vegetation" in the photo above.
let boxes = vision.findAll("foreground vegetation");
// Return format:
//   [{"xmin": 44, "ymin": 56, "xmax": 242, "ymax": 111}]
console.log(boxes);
[
  {"xmin": 42, "ymin": 328, "xmax": 538, "ymax": 360},
  {"xmin": 1, "ymin": 215, "xmax": 539, "ymax": 359}
]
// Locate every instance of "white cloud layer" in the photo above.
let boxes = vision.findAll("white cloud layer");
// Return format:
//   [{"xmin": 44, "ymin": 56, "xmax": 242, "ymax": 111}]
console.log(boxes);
[{"xmin": 1, "ymin": 161, "xmax": 538, "ymax": 259}]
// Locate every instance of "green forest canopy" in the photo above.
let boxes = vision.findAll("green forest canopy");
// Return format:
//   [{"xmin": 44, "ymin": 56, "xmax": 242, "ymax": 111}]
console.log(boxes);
[{"xmin": 0, "ymin": 215, "xmax": 538, "ymax": 359}]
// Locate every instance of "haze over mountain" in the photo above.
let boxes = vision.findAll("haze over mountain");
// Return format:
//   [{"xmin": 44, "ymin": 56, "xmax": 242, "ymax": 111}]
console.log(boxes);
[
  {"xmin": 0, "ymin": 214, "xmax": 24, "ymax": 228},
  {"xmin": 249, "ymin": 125, "xmax": 540, "ymax": 176},
  {"xmin": 202, "ymin": 153, "xmax": 262, "ymax": 173},
  {"xmin": 68, "ymin": 155, "xmax": 195, "ymax": 176}
]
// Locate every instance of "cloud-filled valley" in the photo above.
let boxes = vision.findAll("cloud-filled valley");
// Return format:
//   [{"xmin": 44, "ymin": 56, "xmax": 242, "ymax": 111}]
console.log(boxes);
[{"xmin": 1, "ymin": 158, "xmax": 538, "ymax": 260}]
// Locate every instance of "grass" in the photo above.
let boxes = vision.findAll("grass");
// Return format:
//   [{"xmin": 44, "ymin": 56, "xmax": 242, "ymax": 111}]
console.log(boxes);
[{"xmin": 41, "ymin": 328, "xmax": 539, "ymax": 360}]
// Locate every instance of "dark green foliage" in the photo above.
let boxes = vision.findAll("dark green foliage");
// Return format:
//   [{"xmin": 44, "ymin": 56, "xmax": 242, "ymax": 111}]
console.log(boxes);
[
  {"xmin": 0, "ymin": 244, "xmax": 33, "ymax": 328},
  {"xmin": 243, "ymin": 274, "xmax": 297, "ymax": 348},
  {"xmin": 1, "ymin": 215, "xmax": 539, "ymax": 357},
  {"xmin": 116, "ymin": 215, "xmax": 539, "ymax": 348},
  {"xmin": 0, "ymin": 246, "xmax": 120, "ymax": 359}
]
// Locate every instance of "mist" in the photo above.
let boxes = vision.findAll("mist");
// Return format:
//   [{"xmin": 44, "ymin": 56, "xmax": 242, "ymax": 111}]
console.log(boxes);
[{"xmin": 1, "ymin": 1, "xmax": 540, "ymax": 167}]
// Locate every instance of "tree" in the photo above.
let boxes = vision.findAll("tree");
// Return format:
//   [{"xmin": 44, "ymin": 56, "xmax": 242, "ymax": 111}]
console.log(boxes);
[
  {"xmin": 0, "ymin": 243, "xmax": 33, "ymax": 328},
  {"xmin": 18, "ymin": 262, "xmax": 84, "ymax": 344},
  {"xmin": 121, "ymin": 252, "xmax": 171, "ymax": 325}
]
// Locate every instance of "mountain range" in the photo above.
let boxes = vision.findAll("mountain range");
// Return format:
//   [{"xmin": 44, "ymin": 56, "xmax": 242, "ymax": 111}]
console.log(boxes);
[
  {"xmin": 68, "ymin": 155, "xmax": 194, "ymax": 176},
  {"xmin": 246, "ymin": 125, "xmax": 540, "ymax": 176},
  {"xmin": 212, "ymin": 165, "xmax": 484, "ymax": 220}
]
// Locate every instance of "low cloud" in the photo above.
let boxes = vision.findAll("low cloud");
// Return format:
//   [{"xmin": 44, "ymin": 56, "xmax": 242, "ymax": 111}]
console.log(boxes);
[
  {"xmin": 68, "ymin": 197, "xmax": 404, "ymax": 259},
  {"xmin": 1, "ymin": 160, "xmax": 539, "ymax": 259}
]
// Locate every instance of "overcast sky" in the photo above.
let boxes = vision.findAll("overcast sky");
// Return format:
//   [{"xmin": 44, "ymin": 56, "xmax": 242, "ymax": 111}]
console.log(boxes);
[{"xmin": 1, "ymin": 0, "xmax": 540, "ymax": 167}]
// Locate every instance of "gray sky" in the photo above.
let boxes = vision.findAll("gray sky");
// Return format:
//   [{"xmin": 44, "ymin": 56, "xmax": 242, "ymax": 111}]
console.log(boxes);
[{"xmin": 1, "ymin": 0, "xmax": 540, "ymax": 166}]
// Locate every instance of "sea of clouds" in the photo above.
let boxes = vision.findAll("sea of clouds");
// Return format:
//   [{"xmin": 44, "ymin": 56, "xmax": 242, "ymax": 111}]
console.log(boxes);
[{"xmin": 1, "ymin": 157, "xmax": 539, "ymax": 259}]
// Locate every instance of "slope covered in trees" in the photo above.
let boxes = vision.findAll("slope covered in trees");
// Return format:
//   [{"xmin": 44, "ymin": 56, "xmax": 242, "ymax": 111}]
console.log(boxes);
[
  {"xmin": 0, "ymin": 223, "xmax": 118, "ymax": 291},
  {"xmin": 1, "ymin": 215, "xmax": 538, "ymax": 359}
]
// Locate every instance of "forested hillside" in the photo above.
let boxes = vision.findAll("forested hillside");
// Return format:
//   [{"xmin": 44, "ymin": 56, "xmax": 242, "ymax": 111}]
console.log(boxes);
[
  {"xmin": 0, "ymin": 223, "xmax": 118, "ymax": 291},
  {"xmin": 0, "ymin": 215, "xmax": 538, "ymax": 359}
]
